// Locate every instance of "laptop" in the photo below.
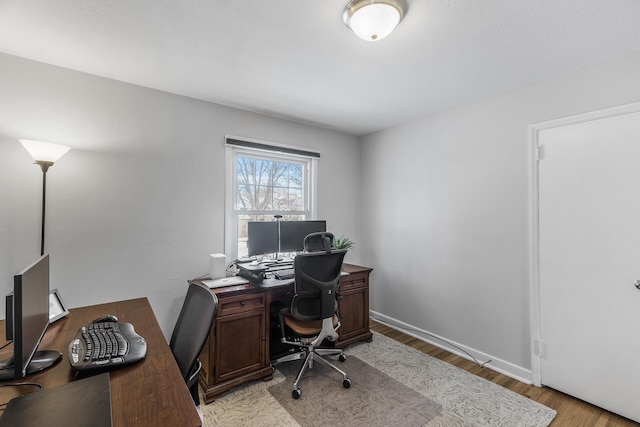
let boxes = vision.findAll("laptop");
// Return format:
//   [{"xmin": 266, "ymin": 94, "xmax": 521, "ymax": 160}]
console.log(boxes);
[{"xmin": 0, "ymin": 373, "xmax": 112, "ymax": 427}]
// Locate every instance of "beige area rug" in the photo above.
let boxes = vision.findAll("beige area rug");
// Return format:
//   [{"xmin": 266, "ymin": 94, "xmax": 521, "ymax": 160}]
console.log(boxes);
[
  {"xmin": 269, "ymin": 355, "xmax": 442, "ymax": 426},
  {"xmin": 202, "ymin": 332, "xmax": 557, "ymax": 427}
]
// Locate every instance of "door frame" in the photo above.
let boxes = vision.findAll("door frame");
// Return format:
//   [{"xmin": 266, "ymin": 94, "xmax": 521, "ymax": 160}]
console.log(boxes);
[{"xmin": 528, "ymin": 101, "xmax": 640, "ymax": 386}]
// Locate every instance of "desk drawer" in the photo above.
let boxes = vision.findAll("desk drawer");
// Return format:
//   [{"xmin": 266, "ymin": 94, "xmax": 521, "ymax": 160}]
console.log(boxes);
[
  {"xmin": 218, "ymin": 292, "xmax": 265, "ymax": 316},
  {"xmin": 339, "ymin": 272, "xmax": 368, "ymax": 291}
]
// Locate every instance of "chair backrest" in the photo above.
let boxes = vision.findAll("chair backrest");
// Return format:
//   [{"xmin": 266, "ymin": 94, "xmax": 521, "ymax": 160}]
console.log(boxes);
[
  {"xmin": 169, "ymin": 282, "xmax": 218, "ymax": 382},
  {"xmin": 291, "ymin": 232, "xmax": 346, "ymax": 321}
]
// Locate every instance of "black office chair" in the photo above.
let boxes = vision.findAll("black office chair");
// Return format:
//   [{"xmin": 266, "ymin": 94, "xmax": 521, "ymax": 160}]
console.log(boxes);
[
  {"xmin": 170, "ymin": 282, "xmax": 218, "ymax": 411},
  {"xmin": 275, "ymin": 232, "xmax": 350, "ymax": 399}
]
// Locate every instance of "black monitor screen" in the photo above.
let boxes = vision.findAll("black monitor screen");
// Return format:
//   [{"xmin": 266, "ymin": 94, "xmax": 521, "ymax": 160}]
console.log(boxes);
[
  {"xmin": 279, "ymin": 220, "xmax": 327, "ymax": 253},
  {"xmin": 247, "ymin": 221, "xmax": 279, "ymax": 256},
  {"xmin": 13, "ymin": 254, "xmax": 51, "ymax": 379}
]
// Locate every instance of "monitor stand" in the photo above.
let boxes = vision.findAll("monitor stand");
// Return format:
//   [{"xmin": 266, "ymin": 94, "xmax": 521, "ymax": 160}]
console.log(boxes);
[{"xmin": 0, "ymin": 350, "xmax": 62, "ymax": 380}]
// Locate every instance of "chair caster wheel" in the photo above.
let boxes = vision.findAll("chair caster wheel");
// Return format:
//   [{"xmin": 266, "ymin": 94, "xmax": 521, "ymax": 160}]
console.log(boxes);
[
  {"xmin": 343, "ymin": 378, "xmax": 351, "ymax": 388},
  {"xmin": 292, "ymin": 388, "xmax": 302, "ymax": 399},
  {"xmin": 339, "ymin": 354, "xmax": 347, "ymax": 362}
]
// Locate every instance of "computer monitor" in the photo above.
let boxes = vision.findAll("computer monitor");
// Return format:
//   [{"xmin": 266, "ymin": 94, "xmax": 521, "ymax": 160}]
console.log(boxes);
[
  {"xmin": 247, "ymin": 221, "xmax": 279, "ymax": 256},
  {"xmin": 279, "ymin": 220, "xmax": 327, "ymax": 253},
  {"xmin": 1, "ymin": 254, "xmax": 62, "ymax": 380}
]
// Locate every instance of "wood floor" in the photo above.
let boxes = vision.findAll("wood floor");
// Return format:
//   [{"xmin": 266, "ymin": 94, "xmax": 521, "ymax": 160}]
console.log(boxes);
[{"xmin": 370, "ymin": 320, "xmax": 639, "ymax": 427}]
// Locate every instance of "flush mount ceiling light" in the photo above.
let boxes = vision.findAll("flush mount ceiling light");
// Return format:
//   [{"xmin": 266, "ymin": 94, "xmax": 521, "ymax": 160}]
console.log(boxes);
[{"xmin": 343, "ymin": 0, "xmax": 407, "ymax": 41}]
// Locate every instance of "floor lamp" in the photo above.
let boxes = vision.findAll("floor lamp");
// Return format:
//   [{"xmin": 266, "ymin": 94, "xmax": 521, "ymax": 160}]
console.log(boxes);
[{"xmin": 20, "ymin": 139, "xmax": 71, "ymax": 256}]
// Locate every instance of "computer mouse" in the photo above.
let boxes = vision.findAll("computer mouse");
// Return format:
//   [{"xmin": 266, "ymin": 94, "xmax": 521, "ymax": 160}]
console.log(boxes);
[{"xmin": 92, "ymin": 314, "xmax": 118, "ymax": 323}]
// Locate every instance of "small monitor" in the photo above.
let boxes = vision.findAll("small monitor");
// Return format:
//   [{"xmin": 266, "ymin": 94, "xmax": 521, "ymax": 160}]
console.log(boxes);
[
  {"xmin": 1, "ymin": 254, "xmax": 62, "ymax": 380},
  {"xmin": 247, "ymin": 221, "xmax": 279, "ymax": 256},
  {"xmin": 279, "ymin": 220, "xmax": 327, "ymax": 253}
]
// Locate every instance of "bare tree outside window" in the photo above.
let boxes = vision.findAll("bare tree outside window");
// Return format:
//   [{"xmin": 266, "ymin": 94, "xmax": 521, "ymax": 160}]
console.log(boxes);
[
  {"xmin": 234, "ymin": 155, "xmax": 307, "ymax": 257},
  {"xmin": 236, "ymin": 158, "xmax": 303, "ymax": 211}
]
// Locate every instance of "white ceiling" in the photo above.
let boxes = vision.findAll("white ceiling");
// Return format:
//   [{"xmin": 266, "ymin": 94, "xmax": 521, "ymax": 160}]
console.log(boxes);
[{"xmin": 1, "ymin": 0, "xmax": 639, "ymax": 136}]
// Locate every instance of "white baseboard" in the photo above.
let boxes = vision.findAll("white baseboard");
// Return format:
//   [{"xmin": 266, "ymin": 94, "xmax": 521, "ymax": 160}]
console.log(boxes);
[{"xmin": 369, "ymin": 310, "xmax": 534, "ymax": 385}]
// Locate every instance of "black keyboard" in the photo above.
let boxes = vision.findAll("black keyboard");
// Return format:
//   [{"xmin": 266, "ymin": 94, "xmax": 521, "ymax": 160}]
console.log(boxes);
[
  {"xmin": 274, "ymin": 268, "xmax": 295, "ymax": 280},
  {"xmin": 69, "ymin": 321, "xmax": 147, "ymax": 371}
]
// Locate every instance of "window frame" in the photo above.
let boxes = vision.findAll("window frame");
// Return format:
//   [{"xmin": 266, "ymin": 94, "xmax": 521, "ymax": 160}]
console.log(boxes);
[{"xmin": 224, "ymin": 137, "xmax": 319, "ymax": 260}]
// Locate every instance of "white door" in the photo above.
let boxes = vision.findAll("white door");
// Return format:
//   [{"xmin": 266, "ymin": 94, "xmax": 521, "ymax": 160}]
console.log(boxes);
[{"xmin": 538, "ymin": 109, "xmax": 640, "ymax": 422}]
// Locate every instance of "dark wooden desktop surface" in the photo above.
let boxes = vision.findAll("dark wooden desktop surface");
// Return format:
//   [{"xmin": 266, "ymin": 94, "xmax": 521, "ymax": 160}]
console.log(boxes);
[{"xmin": 0, "ymin": 297, "xmax": 200, "ymax": 427}]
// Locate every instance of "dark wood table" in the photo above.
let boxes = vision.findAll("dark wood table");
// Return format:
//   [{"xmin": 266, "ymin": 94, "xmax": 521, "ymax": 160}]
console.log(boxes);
[{"xmin": 0, "ymin": 297, "xmax": 201, "ymax": 427}]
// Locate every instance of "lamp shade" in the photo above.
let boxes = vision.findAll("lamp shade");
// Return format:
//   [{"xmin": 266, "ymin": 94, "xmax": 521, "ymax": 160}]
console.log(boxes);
[
  {"xmin": 20, "ymin": 139, "xmax": 70, "ymax": 163},
  {"xmin": 344, "ymin": 0, "xmax": 407, "ymax": 41}
]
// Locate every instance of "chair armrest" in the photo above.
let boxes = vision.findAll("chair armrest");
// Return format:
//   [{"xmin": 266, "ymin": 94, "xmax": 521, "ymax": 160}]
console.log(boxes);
[
  {"xmin": 335, "ymin": 292, "xmax": 344, "ymax": 320},
  {"xmin": 277, "ymin": 305, "xmax": 290, "ymax": 338},
  {"xmin": 187, "ymin": 359, "xmax": 202, "ymax": 389}
]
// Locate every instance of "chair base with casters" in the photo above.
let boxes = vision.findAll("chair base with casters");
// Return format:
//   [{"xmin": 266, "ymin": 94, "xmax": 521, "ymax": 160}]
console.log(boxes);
[{"xmin": 274, "ymin": 312, "xmax": 351, "ymax": 399}]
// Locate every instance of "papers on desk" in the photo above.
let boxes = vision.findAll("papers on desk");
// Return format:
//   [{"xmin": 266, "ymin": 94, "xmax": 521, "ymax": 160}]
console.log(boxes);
[{"xmin": 203, "ymin": 276, "xmax": 249, "ymax": 288}]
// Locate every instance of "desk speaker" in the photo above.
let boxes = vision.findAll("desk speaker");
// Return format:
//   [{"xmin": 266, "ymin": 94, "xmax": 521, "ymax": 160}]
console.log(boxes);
[{"xmin": 209, "ymin": 254, "xmax": 226, "ymax": 279}]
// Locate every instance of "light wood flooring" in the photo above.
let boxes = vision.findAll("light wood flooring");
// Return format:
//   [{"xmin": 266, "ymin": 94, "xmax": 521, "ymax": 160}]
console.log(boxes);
[{"xmin": 370, "ymin": 320, "xmax": 638, "ymax": 427}]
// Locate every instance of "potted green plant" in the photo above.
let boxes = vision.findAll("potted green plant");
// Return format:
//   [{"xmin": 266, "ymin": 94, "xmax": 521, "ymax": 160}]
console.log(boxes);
[{"xmin": 333, "ymin": 235, "xmax": 355, "ymax": 250}]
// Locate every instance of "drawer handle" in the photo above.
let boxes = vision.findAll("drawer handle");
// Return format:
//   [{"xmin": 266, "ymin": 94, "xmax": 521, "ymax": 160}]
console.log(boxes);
[{"xmin": 240, "ymin": 301, "xmax": 246, "ymax": 307}]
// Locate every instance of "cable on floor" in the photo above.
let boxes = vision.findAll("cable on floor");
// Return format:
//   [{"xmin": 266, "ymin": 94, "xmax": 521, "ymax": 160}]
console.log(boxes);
[{"xmin": 369, "ymin": 315, "xmax": 493, "ymax": 368}]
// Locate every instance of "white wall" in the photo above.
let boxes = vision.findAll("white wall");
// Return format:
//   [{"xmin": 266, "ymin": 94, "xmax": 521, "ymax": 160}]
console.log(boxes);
[
  {"xmin": 0, "ymin": 53, "xmax": 361, "ymax": 337},
  {"xmin": 361, "ymin": 52, "xmax": 640, "ymax": 378}
]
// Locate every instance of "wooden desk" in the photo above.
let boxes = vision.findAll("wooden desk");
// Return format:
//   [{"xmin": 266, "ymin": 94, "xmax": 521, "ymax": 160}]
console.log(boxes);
[
  {"xmin": 197, "ymin": 263, "xmax": 373, "ymax": 403},
  {"xmin": 0, "ymin": 298, "xmax": 200, "ymax": 427}
]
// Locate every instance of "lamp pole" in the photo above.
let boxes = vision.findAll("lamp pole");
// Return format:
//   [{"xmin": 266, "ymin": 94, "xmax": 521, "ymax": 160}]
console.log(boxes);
[{"xmin": 36, "ymin": 161, "xmax": 54, "ymax": 256}]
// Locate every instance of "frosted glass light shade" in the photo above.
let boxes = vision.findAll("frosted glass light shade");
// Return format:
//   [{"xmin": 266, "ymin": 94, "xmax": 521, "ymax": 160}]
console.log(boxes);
[
  {"xmin": 20, "ymin": 139, "xmax": 70, "ymax": 163},
  {"xmin": 344, "ymin": 0, "xmax": 406, "ymax": 41}
]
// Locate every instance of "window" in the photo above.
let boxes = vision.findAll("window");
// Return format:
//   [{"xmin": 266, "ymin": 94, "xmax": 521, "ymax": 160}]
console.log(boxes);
[{"xmin": 225, "ymin": 138, "xmax": 319, "ymax": 260}]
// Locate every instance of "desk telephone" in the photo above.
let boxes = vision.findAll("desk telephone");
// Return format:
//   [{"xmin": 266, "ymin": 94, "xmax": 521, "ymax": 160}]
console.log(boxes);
[
  {"xmin": 236, "ymin": 259, "xmax": 296, "ymax": 283},
  {"xmin": 237, "ymin": 263, "xmax": 267, "ymax": 283}
]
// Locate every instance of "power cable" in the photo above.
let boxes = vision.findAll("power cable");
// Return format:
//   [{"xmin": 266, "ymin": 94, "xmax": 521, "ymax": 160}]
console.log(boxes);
[{"xmin": 370, "ymin": 315, "xmax": 493, "ymax": 368}]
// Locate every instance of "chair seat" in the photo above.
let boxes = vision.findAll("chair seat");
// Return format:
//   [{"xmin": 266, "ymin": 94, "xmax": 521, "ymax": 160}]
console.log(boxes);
[{"xmin": 283, "ymin": 313, "xmax": 339, "ymax": 337}]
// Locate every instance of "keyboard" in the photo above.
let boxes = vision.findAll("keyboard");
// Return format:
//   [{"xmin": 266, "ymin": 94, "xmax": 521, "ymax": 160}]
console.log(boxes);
[
  {"xmin": 274, "ymin": 268, "xmax": 295, "ymax": 280},
  {"xmin": 69, "ymin": 321, "xmax": 147, "ymax": 371}
]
